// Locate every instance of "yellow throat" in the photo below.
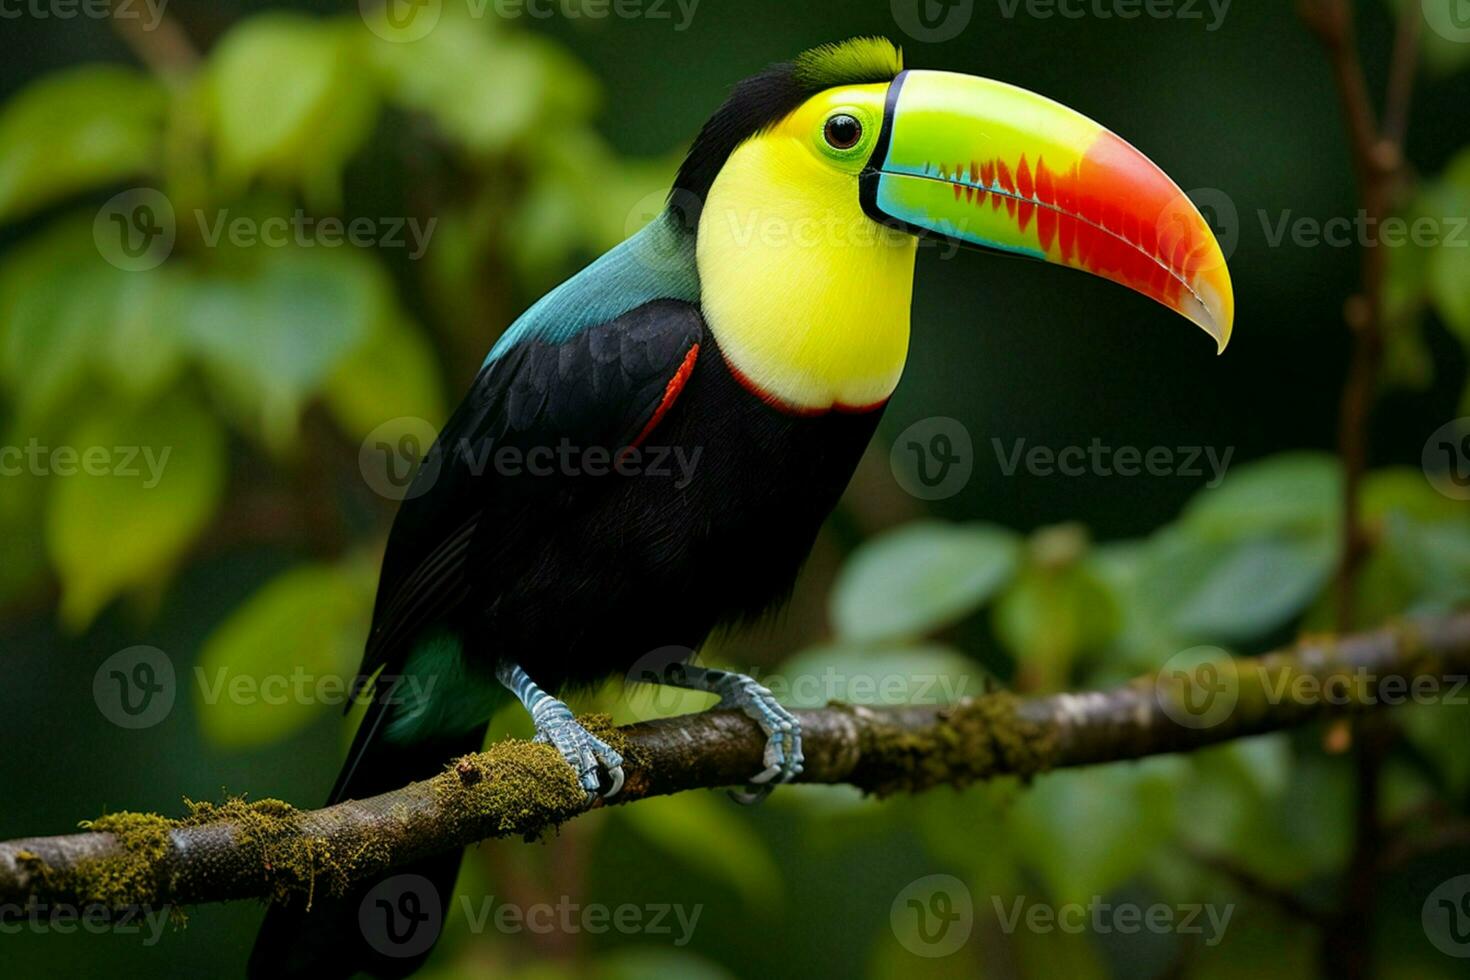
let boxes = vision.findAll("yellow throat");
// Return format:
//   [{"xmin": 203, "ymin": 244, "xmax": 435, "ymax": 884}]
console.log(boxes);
[{"xmin": 696, "ymin": 83, "xmax": 918, "ymax": 414}]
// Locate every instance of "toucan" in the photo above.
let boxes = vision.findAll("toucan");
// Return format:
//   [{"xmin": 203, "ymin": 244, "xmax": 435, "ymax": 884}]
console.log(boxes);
[{"xmin": 249, "ymin": 36, "xmax": 1233, "ymax": 977}]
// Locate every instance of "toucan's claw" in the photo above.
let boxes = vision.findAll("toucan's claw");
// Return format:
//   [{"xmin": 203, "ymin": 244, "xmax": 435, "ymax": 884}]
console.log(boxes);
[
  {"xmin": 714, "ymin": 673, "xmax": 804, "ymax": 804},
  {"xmin": 498, "ymin": 659, "xmax": 624, "ymax": 803},
  {"xmin": 641, "ymin": 663, "xmax": 804, "ymax": 803},
  {"xmin": 535, "ymin": 718, "xmax": 625, "ymax": 802}
]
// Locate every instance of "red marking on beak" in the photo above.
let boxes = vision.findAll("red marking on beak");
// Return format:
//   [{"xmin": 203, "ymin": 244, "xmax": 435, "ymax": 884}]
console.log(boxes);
[{"xmin": 940, "ymin": 131, "xmax": 1222, "ymax": 317}]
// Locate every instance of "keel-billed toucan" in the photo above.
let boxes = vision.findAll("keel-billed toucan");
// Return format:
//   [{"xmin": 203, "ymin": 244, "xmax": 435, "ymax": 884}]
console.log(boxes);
[{"xmin": 251, "ymin": 36, "xmax": 1233, "ymax": 977}]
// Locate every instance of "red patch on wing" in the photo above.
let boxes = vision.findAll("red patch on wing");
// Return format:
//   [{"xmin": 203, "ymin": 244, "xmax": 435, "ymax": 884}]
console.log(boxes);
[{"xmin": 627, "ymin": 343, "xmax": 701, "ymax": 450}]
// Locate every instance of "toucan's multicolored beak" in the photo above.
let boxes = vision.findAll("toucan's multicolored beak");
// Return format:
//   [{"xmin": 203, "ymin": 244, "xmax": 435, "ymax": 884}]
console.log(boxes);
[{"xmin": 862, "ymin": 70, "xmax": 1234, "ymax": 352}]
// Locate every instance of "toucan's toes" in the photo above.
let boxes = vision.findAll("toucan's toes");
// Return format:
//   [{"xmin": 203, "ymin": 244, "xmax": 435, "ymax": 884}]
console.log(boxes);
[
  {"xmin": 716, "ymin": 674, "xmax": 803, "ymax": 800},
  {"xmin": 534, "ymin": 718, "xmax": 625, "ymax": 804}
]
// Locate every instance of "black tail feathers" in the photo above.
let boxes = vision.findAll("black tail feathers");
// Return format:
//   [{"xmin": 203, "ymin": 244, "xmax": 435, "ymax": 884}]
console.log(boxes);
[{"xmin": 247, "ymin": 696, "xmax": 487, "ymax": 979}]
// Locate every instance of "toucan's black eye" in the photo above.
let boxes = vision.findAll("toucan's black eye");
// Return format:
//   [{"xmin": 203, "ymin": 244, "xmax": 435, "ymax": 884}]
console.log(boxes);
[{"xmin": 823, "ymin": 114, "xmax": 863, "ymax": 150}]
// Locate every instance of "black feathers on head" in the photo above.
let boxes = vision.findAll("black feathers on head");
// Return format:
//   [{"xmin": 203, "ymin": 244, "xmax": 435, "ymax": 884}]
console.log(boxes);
[{"xmin": 670, "ymin": 37, "xmax": 904, "ymax": 223}]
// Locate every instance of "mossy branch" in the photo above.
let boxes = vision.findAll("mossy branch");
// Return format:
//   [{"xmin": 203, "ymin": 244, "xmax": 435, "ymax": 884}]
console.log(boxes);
[{"xmin": 3, "ymin": 613, "xmax": 1469, "ymax": 915}]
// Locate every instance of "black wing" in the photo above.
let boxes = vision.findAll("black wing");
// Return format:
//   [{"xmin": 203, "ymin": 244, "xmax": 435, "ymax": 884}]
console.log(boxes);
[{"xmin": 357, "ymin": 299, "xmax": 705, "ymax": 685}]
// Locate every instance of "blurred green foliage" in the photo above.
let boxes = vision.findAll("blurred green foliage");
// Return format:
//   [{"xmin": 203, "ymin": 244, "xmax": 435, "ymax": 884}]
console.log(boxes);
[{"xmin": 1, "ymin": 2, "xmax": 1469, "ymax": 979}]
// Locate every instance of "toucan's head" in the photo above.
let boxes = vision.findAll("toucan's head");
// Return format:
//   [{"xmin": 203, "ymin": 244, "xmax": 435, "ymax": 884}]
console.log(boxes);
[{"xmin": 676, "ymin": 37, "xmax": 1233, "ymax": 366}]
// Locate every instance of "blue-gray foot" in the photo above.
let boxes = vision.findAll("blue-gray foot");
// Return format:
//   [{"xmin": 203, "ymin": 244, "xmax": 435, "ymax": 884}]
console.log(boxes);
[
  {"xmin": 656, "ymin": 664, "xmax": 803, "ymax": 804},
  {"xmin": 497, "ymin": 661, "xmax": 624, "ymax": 801}
]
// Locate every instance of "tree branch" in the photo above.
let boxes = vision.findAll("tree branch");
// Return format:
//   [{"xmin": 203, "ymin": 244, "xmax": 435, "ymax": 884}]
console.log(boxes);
[{"xmin": 3, "ymin": 613, "xmax": 1468, "ymax": 915}]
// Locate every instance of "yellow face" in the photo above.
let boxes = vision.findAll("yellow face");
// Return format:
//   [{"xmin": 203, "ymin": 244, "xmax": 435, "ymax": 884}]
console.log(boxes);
[
  {"xmin": 696, "ymin": 83, "xmax": 919, "ymax": 414},
  {"xmin": 776, "ymin": 84, "xmax": 888, "ymax": 176}
]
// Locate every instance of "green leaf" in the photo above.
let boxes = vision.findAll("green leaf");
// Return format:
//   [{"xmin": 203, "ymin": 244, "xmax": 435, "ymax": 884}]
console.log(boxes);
[
  {"xmin": 599, "ymin": 948, "xmax": 735, "ymax": 980},
  {"xmin": 182, "ymin": 241, "xmax": 390, "ymax": 450},
  {"xmin": 1010, "ymin": 759, "xmax": 1182, "ymax": 905},
  {"xmin": 1399, "ymin": 700, "xmax": 1470, "ymax": 799},
  {"xmin": 1429, "ymin": 224, "xmax": 1470, "ymax": 344},
  {"xmin": 0, "ymin": 219, "xmax": 110, "ymax": 420},
  {"xmin": 1381, "ymin": 514, "xmax": 1470, "ymax": 610},
  {"xmin": 195, "ymin": 560, "xmax": 374, "ymax": 749},
  {"xmin": 776, "ymin": 644, "xmax": 982, "ymax": 708},
  {"xmin": 206, "ymin": 16, "xmax": 377, "ymax": 204},
  {"xmin": 45, "ymin": 392, "xmax": 226, "ymax": 630},
  {"xmin": 618, "ymin": 793, "xmax": 782, "ymax": 909},
  {"xmin": 323, "ymin": 316, "xmax": 446, "ymax": 440},
  {"xmin": 0, "ymin": 462, "xmax": 50, "ymax": 605},
  {"xmin": 1169, "ymin": 535, "xmax": 1337, "ymax": 644},
  {"xmin": 1011, "ymin": 924, "xmax": 1108, "ymax": 980},
  {"xmin": 1180, "ymin": 452, "xmax": 1340, "ymax": 540},
  {"xmin": 366, "ymin": 17, "xmax": 597, "ymax": 157},
  {"xmin": 1363, "ymin": 466, "xmax": 1467, "ymax": 524},
  {"xmin": 831, "ymin": 521, "xmax": 1019, "ymax": 643},
  {"xmin": 1183, "ymin": 906, "xmax": 1317, "ymax": 980},
  {"xmin": 1175, "ymin": 736, "xmax": 1292, "ymax": 863},
  {"xmin": 0, "ymin": 217, "xmax": 190, "ymax": 422},
  {"xmin": 0, "ymin": 66, "xmax": 165, "ymax": 222},
  {"xmin": 995, "ymin": 557, "xmax": 1119, "ymax": 688},
  {"xmin": 1409, "ymin": 0, "xmax": 1470, "ymax": 76}
]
